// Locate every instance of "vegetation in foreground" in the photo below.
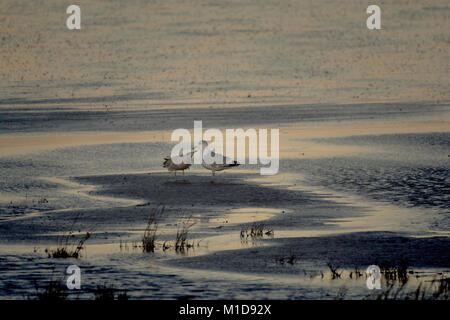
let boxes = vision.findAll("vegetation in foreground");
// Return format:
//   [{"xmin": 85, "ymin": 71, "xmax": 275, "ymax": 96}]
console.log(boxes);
[{"xmin": 46, "ymin": 213, "xmax": 92, "ymax": 259}]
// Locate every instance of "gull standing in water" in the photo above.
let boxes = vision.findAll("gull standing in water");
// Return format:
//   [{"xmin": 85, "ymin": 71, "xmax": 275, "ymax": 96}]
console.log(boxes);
[
  {"xmin": 199, "ymin": 140, "xmax": 240, "ymax": 182},
  {"xmin": 163, "ymin": 146, "xmax": 196, "ymax": 181}
]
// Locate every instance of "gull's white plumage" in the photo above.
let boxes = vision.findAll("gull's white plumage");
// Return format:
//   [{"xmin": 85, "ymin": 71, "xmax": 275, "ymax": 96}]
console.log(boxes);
[
  {"xmin": 199, "ymin": 140, "xmax": 239, "ymax": 181},
  {"xmin": 162, "ymin": 149, "xmax": 194, "ymax": 180}
]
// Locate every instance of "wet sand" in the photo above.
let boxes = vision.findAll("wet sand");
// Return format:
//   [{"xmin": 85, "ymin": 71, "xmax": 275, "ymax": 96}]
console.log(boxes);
[{"xmin": 0, "ymin": 168, "xmax": 448, "ymax": 299}]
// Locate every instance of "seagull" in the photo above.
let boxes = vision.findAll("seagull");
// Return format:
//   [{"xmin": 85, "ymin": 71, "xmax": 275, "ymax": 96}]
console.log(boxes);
[
  {"xmin": 199, "ymin": 140, "xmax": 239, "ymax": 182},
  {"xmin": 163, "ymin": 146, "xmax": 195, "ymax": 181}
]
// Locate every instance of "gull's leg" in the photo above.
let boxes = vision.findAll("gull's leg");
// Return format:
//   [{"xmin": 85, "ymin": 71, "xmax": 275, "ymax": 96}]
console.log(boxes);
[
  {"xmin": 210, "ymin": 170, "xmax": 215, "ymax": 183},
  {"xmin": 174, "ymin": 171, "xmax": 177, "ymax": 181}
]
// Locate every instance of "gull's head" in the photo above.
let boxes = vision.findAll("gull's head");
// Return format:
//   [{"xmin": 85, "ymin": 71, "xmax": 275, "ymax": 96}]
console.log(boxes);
[
  {"xmin": 192, "ymin": 140, "xmax": 208, "ymax": 154},
  {"xmin": 200, "ymin": 140, "xmax": 209, "ymax": 148}
]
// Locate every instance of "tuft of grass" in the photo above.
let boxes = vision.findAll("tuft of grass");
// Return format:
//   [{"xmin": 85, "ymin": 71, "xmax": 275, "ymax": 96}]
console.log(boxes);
[
  {"xmin": 46, "ymin": 213, "xmax": 92, "ymax": 259},
  {"xmin": 240, "ymin": 223, "xmax": 274, "ymax": 239},
  {"xmin": 370, "ymin": 275, "xmax": 449, "ymax": 300},
  {"xmin": 276, "ymin": 255, "xmax": 285, "ymax": 265},
  {"xmin": 49, "ymin": 232, "xmax": 91, "ymax": 258},
  {"xmin": 287, "ymin": 252, "xmax": 296, "ymax": 265},
  {"xmin": 93, "ymin": 283, "xmax": 129, "ymax": 301},
  {"xmin": 349, "ymin": 266, "xmax": 363, "ymax": 279},
  {"xmin": 34, "ymin": 279, "xmax": 67, "ymax": 301},
  {"xmin": 142, "ymin": 205, "xmax": 164, "ymax": 253},
  {"xmin": 175, "ymin": 216, "xmax": 196, "ymax": 253},
  {"xmin": 93, "ymin": 284, "xmax": 129, "ymax": 300},
  {"xmin": 276, "ymin": 250, "xmax": 297, "ymax": 265},
  {"xmin": 379, "ymin": 259, "xmax": 410, "ymax": 284},
  {"xmin": 240, "ymin": 226, "xmax": 248, "ymax": 239},
  {"xmin": 434, "ymin": 275, "xmax": 450, "ymax": 300},
  {"xmin": 119, "ymin": 240, "xmax": 140, "ymax": 251},
  {"xmin": 93, "ymin": 284, "xmax": 116, "ymax": 301},
  {"xmin": 250, "ymin": 223, "xmax": 265, "ymax": 237},
  {"xmin": 327, "ymin": 262, "xmax": 342, "ymax": 279}
]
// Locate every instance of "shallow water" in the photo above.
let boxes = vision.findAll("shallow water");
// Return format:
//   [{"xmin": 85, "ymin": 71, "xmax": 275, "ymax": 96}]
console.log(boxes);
[
  {"xmin": 1, "ymin": 243, "xmax": 446, "ymax": 300},
  {"xmin": 0, "ymin": 123, "xmax": 448, "ymax": 299},
  {"xmin": 294, "ymin": 133, "xmax": 449, "ymax": 223}
]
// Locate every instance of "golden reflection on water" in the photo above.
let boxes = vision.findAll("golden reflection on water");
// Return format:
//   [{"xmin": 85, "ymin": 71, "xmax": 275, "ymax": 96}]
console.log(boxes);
[
  {"xmin": 0, "ymin": 130, "xmax": 170, "ymax": 156},
  {"xmin": 1, "ymin": 115, "xmax": 448, "ymax": 157},
  {"xmin": 209, "ymin": 207, "xmax": 284, "ymax": 225}
]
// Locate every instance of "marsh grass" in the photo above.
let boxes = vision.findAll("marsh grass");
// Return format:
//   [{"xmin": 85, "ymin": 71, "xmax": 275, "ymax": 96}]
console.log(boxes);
[
  {"xmin": 250, "ymin": 223, "xmax": 265, "ymax": 237},
  {"xmin": 327, "ymin": 262, "xmax": 342, "ymax": 279},
  {"xmin": 379, "ymin": 259, "xmax": 410, "ymax": 284},
  {"xmin": 326, "ymin": 260, "xmax": 410, "ymax": 282},
  {"xmin": 349, "ymin": 267, "xmax": 363, "ymax": 279},
  {"xmin": 276, "ymin": 250, "xmax": 297, "ymax": 265},
  {"xmin": 175, "ymin": 216, "xmax": 196, "ymax": 253},
  {"xmin": 142, "ymin": 205, "xmax": 164, "ymax": 253},
  {"xmin": 50, "ymin": 232, "xmax": 91, "ymax": 258},
  {"xmin": 93, "ymin": 284, "xmax": 114, "ymax": 301},
  {"xmin": 47, "ymin": 213, "xmax": 91, "ymax": 259},
  {"xmin": 240, "ymin": 223, "xmax": 274, "ymax": 240},
  {"xmin": 119, "ymin": 239, "xmax": 140, "ymax": 251},
  {"xmin": 371, "ymin": 274, "xmax": 449, "ymax": 300},
  {"xmin": 322, "ymin": 260, "xmax": 449, "ymax": 300},
  {"xmin": 287, "ymin": 252, "xmax": 296, "ymax": 265},
  {"xmin": 34, "ymin": 279, "xmax": 67, "ymax": 301},
  {"xmin": 122, "ymin": 206, "xmax": 201, "ymax": 253},
  {"xmin": 434, "ymin": 275, "xmax": 450, "ymax": 300},
  {"xmin": 34, "ymin": 278, "xmax": 129, "ymax": 301},
  {"xmin": 92, "ymin": 283, "xmax": 129, "ymax": 301}
]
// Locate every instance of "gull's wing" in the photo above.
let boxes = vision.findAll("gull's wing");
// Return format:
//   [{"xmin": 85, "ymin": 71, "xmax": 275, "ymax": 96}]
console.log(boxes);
[
  {"xmin": 163, "ymin": 154, "xmax": 191, "ymax": 170},
  {"xmin": 203, "ymin": 150, "xmax": 239, "ymax": 170}
]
